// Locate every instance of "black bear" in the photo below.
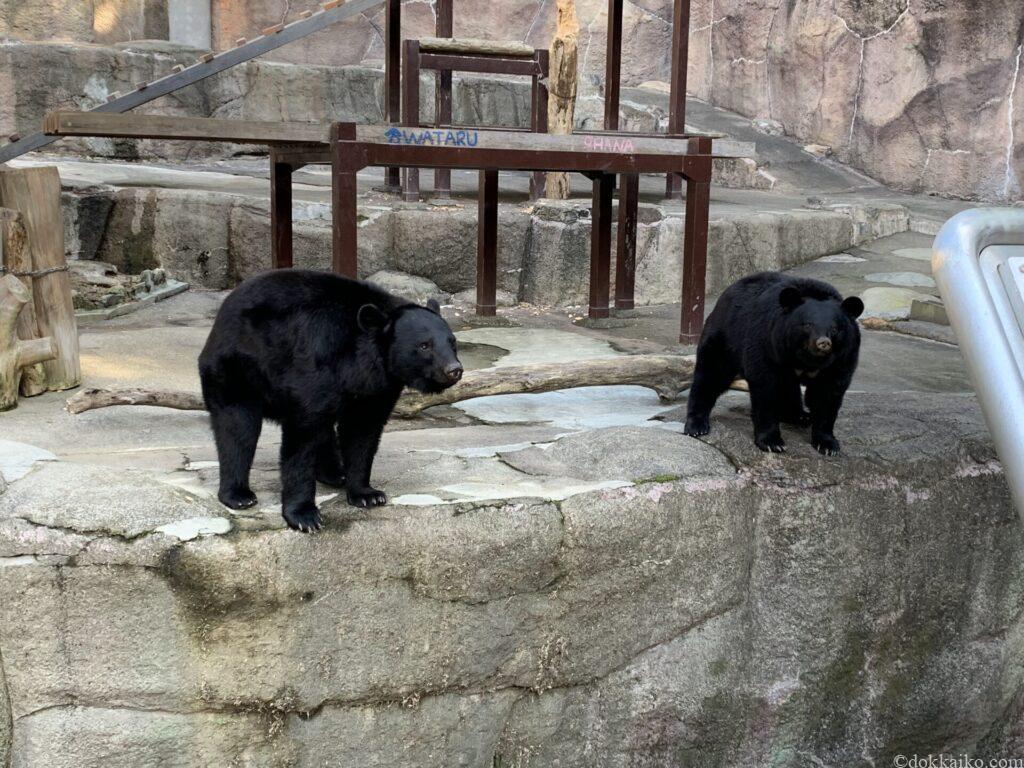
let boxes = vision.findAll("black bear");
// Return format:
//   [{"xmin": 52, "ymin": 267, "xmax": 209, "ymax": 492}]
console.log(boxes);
[
  {"xmin": 198, "ymin": 270, "xmax": 463, "ymax": 532},
  {"xmin": 684, "ymin": 272, "xmax": 864, "ymax": 455}
]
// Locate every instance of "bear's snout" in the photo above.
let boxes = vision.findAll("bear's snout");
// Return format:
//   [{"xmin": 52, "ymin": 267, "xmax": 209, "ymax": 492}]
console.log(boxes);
[
  {"xmin": 443, "ymin": 362, "xmax": 464, "ymax": 383},
  {"xmin": 813, "ymin": 336, "xmax": 832, "ymax": 354}
]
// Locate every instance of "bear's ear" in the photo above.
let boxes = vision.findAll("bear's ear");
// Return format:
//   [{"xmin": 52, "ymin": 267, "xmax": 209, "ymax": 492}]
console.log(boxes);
[
  {"xmin": 357, "ymin": 304, "xmax": 390, "ymax": 333},
  {"xmin": 426, "ymin": 298, "xmax": 441, "ymax": 315},
  {"xmin": 842, "ymin": 296, "xmax": 865, "ymax": 319},
  {"xmin": 779, "ymin": 286, "xmax": 803, "ymax": 310}
]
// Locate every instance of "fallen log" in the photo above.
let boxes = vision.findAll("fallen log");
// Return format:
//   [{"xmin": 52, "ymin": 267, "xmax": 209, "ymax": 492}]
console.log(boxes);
[
  {"xmin": 65, "ymin": 355, "xmax": 696, "ymax": 417},
  {"xmin": 0, "ymin": 274, "xmax": 57, "ymax": 411}
]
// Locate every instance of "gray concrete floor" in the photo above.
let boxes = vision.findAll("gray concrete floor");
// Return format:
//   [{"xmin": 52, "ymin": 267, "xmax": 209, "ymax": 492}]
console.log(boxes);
[{"xmin": 0, "ymin": 96, "xmax": 979, "ymax": 514}]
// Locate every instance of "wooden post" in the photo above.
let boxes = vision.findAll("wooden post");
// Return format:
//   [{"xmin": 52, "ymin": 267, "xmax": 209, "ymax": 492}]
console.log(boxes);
[
  {"xmin": 270, "ymin": 152, "xmax": 294, "ymax": 269},
  {"xmin": 384, "ymin": 0, "xmax": 402, "ymax": 192},
  {"xmin": 614, "ymin": 173, "xmax": 639, "ymax": 310},
  {"xmin": 434, "ymin": 0, "xmax": 454, "ymax": 199},
  {"xmin": 680, "ymin": 137, "xmax": 711, "ymax": 344},
  {"xmin": 546, "ymin": 0, "xmax": 579, "ymax": 199},
  {"xmin": 0, "ymin": 274, "xmax": 56, "ymax": 411},
  {"xmin": 589, "ymin": 173, "xmax": 614, "ymax": 319},
  {"xmin": 604, "ymin": 0, "xmax": 623, "ymax": 131},
  {"xmin": 530, "ymin": 49, "xmax": 550, "ymax": 200},
  {"xmin": 402, "ymin": 39, "xmax": 422, "ymax": 202},
  {"xmin": 0, "ymin": 167, "xmax": 80, "ymax": 391},
  {"xmin": 476, "ymin": 170, "xmax": 499, "ymax": 316},
  {"xmin": 331, "ymin": 124, "xmax": 361, "ymax": 278},
  {"xmin": 665, "ymin": 0, "xmax": 691, "ymax": 200},
  {"xmin": 0, "ymin": 208, "xmax": 46, "ymax": 395}
]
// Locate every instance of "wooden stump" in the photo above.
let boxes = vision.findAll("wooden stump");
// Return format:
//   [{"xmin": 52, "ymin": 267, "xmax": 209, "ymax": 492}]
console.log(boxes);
[
  {"xmin": 0, "ymin": 274, "xmax": 56, "ymax": 411},
  {"xmin": 0, "ymin": 207, "xmax": 47, "ymax": 396},
  {"xmin": 0, "ymin": 167, "xmax": 81, "ymax": 391},
  {"xmin": 545, "ymin": 0, "xmax": 580, "ymax": 200}
]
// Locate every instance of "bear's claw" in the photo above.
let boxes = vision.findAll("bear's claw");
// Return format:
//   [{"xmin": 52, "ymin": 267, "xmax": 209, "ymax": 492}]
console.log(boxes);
[
  {"xmin": 283, "ymin": 505, "xmax": 323, "ymax": 533},
  {"xmin": 755, "ymin": 435, "xmax": 786, "ymax": 453},
  {"xmin": 219, "ymin": 488, "xmax": 258, "ymax": 510},
  {"xmin": 812, "ymin": 434, "xmax": 841, "ymax": 457},
  {"xmin": 347, "ymin": 488, "xmax": 388, "ymax": 508},
  {"xmin": 684, "ymin": 415, "xmax": 711, "ymax": 437}
]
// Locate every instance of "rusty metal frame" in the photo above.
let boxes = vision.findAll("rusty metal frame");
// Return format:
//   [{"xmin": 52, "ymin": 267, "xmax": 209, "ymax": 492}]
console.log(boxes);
[
  {"xmin": 400, "ymin": 42, "xmax": 549, "ymax": 202},
  {"xmin": 285, "ymin": 122, "xmax": 714, "ymax": 341}
]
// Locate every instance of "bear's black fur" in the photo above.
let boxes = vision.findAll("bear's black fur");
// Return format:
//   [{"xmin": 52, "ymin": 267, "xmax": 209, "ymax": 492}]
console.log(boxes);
[
  {"xmin": 684, "ymin": 272, "xmax": 864, "ymax": 455},
  {"xmin": 198, "ymin": 270, "xmax": 463, "ymax": 532}
]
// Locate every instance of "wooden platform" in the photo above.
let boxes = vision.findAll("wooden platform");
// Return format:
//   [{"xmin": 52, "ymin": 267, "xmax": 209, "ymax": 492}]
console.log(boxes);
[{"xmin": 42, "ymin": 110, "xmax": 724, "ymax": 342}]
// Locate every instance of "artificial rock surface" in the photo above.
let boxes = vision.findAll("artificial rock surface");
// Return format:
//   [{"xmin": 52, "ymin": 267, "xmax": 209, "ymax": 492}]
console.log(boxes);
[{"xmin": 1, "ymin": 392, "xmax": 1023, "ymax": 766}]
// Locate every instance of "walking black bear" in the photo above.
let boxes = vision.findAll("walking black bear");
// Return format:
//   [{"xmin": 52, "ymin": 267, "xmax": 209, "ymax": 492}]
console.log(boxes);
[
  {"xmin": 199, "ymin": 270, "xmax": 463, "ymax": 532},
  {"xmin": 684, "ymin": 272, "xmax": 864, "ymax": 455}
]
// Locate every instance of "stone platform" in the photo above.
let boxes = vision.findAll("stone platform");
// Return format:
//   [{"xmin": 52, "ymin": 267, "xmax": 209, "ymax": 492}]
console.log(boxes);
[{"xmin": 1, "ymin": 283, "xmax": 1022, "ymax": 765}]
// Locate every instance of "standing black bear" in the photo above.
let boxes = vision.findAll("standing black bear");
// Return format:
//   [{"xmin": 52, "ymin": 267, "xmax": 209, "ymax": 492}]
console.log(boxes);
[
  {"xmin": 198, "ymin": 270, "xmax": 463, "ymax": 532},
  {"xmin": 684, "ymin": 272, "xmax": 864, "ymax": 455}
]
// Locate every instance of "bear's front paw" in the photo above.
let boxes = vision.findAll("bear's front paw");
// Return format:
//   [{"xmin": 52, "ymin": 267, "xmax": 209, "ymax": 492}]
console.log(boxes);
[
  {"xmin": 684, "ymin": 414, "xmax": 711, "ymax": 437},
  {"xmin": 282, "ymin": 504, "xmax": 323, "ymax": 533},
  {"xmin": 755, "ymin": 432, "xmax": 786, "ymax": 453},
  {"xmin": 219, "ymin": 487, "xmax": 258, "ymax": 510},
  {"xmin": 812, "ymin": 433, "xmax": 841, "ymax": 457},
  {"xmin": 347, "ymin": 487, "xmax": 388, "ymax": 508}
]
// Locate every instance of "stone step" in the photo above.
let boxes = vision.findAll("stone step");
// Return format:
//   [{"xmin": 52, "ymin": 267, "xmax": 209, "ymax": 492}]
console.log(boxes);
[{"xmin": 34, "ymin": 156, "xmax": 911, "ymax": 308}]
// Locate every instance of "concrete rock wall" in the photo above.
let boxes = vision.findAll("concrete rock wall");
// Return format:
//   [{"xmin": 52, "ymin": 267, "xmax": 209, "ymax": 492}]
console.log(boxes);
[
  {"xmin": 0, "ymin": 0, "xmax": 168, "ymax": 44},
  {"xmin": 687, "ymin": 0, "xmax": 1024, "ymax": 202},
  {"xmin": 210, "ymin": 0, "xmax": 1024, "ymax": 201},
  {"xmin": 1, "ymin": 394, "xmax": 1023, "ymax": 765}
]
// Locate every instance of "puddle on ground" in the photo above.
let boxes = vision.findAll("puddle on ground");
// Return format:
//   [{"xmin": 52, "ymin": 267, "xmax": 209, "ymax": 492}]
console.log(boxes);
[
  {"xmin": 450, "ymin": 385, "xmax": 678, "ymax": 430},
  {"xmin": 457, "ymin": 341, "xmax": 508, "ymax": 371},
  {"xmin": 456, "ymin": 328, "xmax": 620, "ymax": 368}
]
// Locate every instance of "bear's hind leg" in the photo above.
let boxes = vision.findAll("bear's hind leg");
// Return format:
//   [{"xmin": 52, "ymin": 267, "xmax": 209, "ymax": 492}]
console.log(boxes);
[
  {"xmin": 685, "ymin": 337, "xmax": 736, "ymax": 437},
  {"xmin": 779, "ymin": 377, "xmax": 811, "ymax": 427},
  {"xmin": 315, "ymin": 424, "xmax": 347, "ymax": 488},
  {"xmin": 280, "ymin": 422, "xmax": 323, "ymax": 532},
  {"xmin": 748, "ymin": 375, "xmax": 786, "ymax": 453},
  {"xmin": 210, "ymin": 404, "xmax": 262, "ymax": 510}
]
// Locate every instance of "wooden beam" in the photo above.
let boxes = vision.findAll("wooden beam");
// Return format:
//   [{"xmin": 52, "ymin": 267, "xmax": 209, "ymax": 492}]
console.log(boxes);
[{"xmin": 44, "ymin": 112, "xmax": 329, "ymax": 145}]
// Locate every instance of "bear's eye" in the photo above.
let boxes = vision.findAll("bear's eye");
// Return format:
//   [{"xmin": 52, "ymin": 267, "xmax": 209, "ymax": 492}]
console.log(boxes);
[{"xmin": 419, "ymin": 341, "xmax": 433, "ymax": 351}]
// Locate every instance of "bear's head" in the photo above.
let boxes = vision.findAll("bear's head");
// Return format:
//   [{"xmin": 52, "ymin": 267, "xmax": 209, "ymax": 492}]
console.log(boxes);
[
  {"xmin": 778, "ymin": 286, "xmax": 864, "ymax": 368},
  {"xmin": 359, "ymin": 299, "xmax": 463, "ymax": 393}
]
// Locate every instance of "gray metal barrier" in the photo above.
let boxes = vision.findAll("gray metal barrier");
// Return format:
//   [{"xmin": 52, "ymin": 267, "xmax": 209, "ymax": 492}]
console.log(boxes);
[{"xmin": 933, "ymin": 208, "xmax": 1024, "ymax": 514}]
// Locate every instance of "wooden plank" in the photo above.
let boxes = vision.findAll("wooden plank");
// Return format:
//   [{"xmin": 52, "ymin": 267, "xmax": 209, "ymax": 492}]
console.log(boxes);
[
  {"xmin": 0, "ymin": 0, "xmax": 386, "ymax": 163},
  {"xmin": 42, "ymin": 112, "xmax": 748, "ymax": 158},
  {"xmin": 0, "ymin": 167, "xmax": 80, "ymax": 391},
  {"xmin": 355, "ymin": 124, "xmax": 727, "ymax": 156},
  {"xmin": 44, "ymin": 111, "xmax": 329, "ymax": 145},
  {"xmin": 419, "ymin": 37, "xmax": 536, "ymax": 57}
]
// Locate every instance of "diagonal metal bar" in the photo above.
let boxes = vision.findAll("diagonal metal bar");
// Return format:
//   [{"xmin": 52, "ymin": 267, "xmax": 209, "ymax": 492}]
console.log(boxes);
[{"xmin": 0, "ymin": 0, "xmax": 386, "ymax": 164}]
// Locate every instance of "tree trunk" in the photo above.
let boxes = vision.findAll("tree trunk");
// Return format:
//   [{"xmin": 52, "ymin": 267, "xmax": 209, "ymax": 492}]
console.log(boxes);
[
  {"xmin": 0, "ymin": 208, "xmax": 47, "ymax": 396},
  {"xmin": 65, "ymin": 355, "xmax": 696, "ymax": 417},
  {"xmin": 545, "ymin": 0, "xmax": 579, "ymax": 199},
  {"xmin": 0, "ymin": 167, "xmax": 81, "ymax": 391},
  {"xmin": 0, "ymin": 274, "xmax": 56, "ymax": 411}
]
